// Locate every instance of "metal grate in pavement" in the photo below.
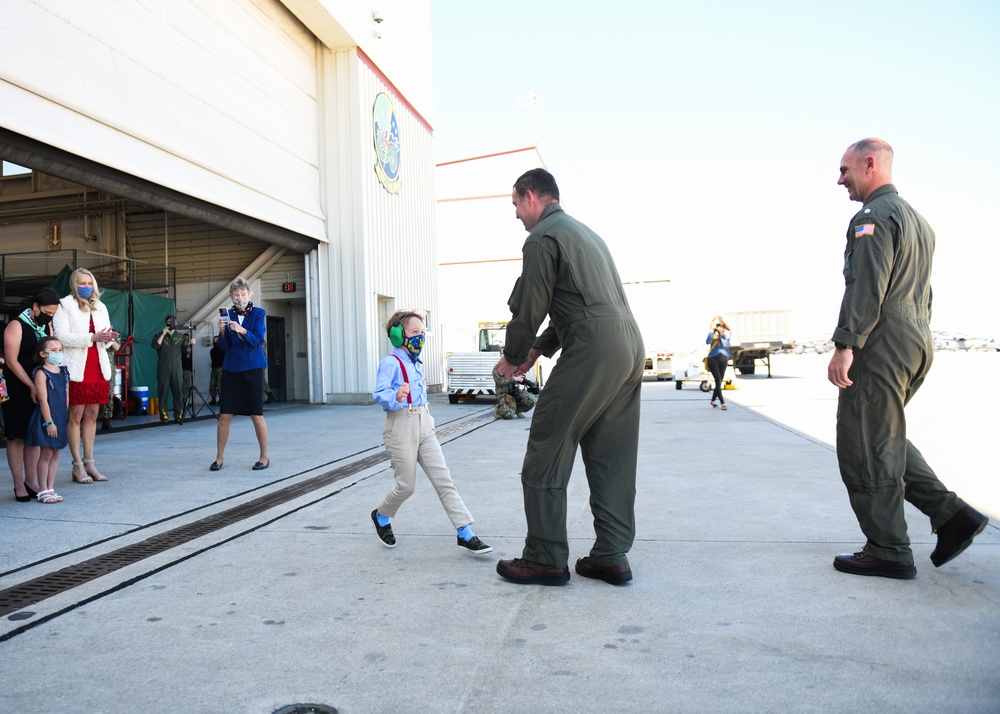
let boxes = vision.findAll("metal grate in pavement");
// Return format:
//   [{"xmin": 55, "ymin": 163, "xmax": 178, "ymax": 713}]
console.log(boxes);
[{"xmin": 0, "ymin": 410, "xmax": 494, "ymax": 618}]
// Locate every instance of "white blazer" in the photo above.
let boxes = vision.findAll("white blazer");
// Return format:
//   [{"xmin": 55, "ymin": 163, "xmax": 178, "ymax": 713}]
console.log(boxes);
[{"xmin": 52, "ymin": 295, "xmax": 113, "ymax": 382}]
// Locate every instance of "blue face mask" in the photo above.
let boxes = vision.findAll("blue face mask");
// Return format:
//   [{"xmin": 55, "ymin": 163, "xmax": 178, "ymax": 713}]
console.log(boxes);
[
  {"xmin": 46, "ymin": 352, "xmax": 63, "ymax": 366},
  {"xmin": 77, "ymin": 286, "xmax": 94, "ymax": 299},
  {"xmin": 404, "ymin": 334, "xmax": 424, "ymax": 358}
]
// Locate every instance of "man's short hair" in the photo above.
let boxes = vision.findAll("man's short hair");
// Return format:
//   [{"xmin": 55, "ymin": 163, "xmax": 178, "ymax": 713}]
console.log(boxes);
[
  {"xmin": 514, "ymin": 168, "xmax": 560, "ymax": 202},
  {"xmin": 848, "ymin": 137, "xmax": 893, "ymax": 162}
]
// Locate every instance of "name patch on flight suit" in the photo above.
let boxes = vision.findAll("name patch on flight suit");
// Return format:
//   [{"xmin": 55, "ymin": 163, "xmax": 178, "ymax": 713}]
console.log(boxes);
[{"xmin": 854, "ymin": 223, "xmax": 875, "ymax": 239}]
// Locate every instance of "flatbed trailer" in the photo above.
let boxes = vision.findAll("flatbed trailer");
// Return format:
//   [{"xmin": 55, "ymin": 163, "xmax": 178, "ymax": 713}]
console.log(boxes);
[{"xmin": 727, "ymin": 310, "xmax": 792, "ymax": 377}]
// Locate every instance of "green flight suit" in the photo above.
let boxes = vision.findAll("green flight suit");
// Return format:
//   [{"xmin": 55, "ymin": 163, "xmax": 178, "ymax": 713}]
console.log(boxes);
[
  {"xmin": 833, "ymin": 183, "xmax": 968, "ymax": 561},
  {"xmin": 152, "ymin": 330, "xmax": 186, "ymax": 417},
  {"xmin": 505, "ymin": 203, "xmax": 645, "ymax": 569}
]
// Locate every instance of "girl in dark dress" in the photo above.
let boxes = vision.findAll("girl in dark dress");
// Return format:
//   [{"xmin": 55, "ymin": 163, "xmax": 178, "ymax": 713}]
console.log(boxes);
[
  {"xmin": 26, "ymin": 337, "xmax": 69, "ymax": 503},
  {"xmin": 2, "ymin": 288, "xmax": 60, "ymax": 502}
]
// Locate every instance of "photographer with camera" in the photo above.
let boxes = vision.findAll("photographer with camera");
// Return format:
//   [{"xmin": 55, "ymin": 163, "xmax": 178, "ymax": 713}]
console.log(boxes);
[
  {"xmin": 152, "ymin": 315, "xmax": 193, "ymax": 424},
  {"xmin": 706, "ymin": 315, "xmax": 732, "ymax": 410}
]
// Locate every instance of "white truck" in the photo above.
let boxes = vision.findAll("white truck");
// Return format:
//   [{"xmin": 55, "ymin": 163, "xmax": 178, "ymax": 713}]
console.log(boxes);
[
  {"xmin": 446, "ymin": 321, "xmax": 546, "ymax": 403},
  {"xmin": 622, "ymin": 279, "xmax": 674, "ymax": 380}
]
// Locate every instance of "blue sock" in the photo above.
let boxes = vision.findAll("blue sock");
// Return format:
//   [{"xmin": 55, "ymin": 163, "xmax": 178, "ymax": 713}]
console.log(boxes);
[
  {"xmin": 457, "ymin": 524, "xmax": 474, "ymax": 541},
  {"xmin": 376, "ymin": 512, "xmax": 391, "ymax": 527}
]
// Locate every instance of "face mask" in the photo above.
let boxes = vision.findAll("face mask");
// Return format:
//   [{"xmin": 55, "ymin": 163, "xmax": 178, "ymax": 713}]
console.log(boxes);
[
  {"xmin": 77, "ymin": 286, "xmax": 94, "ymax": 299},
  {"xmin": 46, "ymin": 352, "xmax": 63, "ymax": 366},
  {"xmin": 404, "ymin": 334, "xmax": 425, "ymax": 358},
  {"xmin": 34, "ymin": 311, "xmax": 53, "ymax": 325},
  {"xmin": 233, "ymin": 296, "xmax": 250, "ymax": 311}
]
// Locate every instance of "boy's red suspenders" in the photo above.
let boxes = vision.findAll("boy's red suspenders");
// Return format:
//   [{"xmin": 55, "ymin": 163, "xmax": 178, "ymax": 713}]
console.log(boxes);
[{"xmin": 392, "ymin": 355, "xmax": 413, "ymax": 406}]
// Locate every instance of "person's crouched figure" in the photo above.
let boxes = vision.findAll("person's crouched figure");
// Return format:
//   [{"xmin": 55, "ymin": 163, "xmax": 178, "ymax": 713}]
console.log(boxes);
[{"xmin": 492, "ymin": 365, "xmax": 537, "ymax": 419}]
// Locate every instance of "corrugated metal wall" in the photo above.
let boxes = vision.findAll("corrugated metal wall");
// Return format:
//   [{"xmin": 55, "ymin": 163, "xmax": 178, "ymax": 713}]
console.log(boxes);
[
  {"xmin": 357, "ymin": 54, "xmax": 440, "ymax": 389},
  {"xmin": 0, "ymin": 0, "xmax": 325, "ymax": 241},
  {"xmin": 124, "ymin": 204, "xmax": 272, "ymax": 284}
]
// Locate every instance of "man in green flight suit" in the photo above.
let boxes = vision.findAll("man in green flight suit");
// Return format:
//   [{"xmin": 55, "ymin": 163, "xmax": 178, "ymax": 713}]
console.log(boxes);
[
  {"xmin": 152, "ymin": 315, "xmax": 190, "ymax": 424},
  {"xmin": 495, "ymin": 169, "xmax": 645, "ymax": 586},
  {"xmin": 828, "ymin": 138, "xmax": 988, "ymax": 579}
]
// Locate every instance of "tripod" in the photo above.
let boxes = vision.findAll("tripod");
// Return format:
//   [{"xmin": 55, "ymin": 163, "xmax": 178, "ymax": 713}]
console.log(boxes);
[{"xmin": 179, "ymin": 326, "xmax": 218, "ymax": 422}]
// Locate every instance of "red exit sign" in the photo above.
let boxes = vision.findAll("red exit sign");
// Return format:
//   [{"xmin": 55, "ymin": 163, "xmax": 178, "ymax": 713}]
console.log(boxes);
[{"xmin": 282, "ymin": 282, "xmax": 296, "ymax": 293}]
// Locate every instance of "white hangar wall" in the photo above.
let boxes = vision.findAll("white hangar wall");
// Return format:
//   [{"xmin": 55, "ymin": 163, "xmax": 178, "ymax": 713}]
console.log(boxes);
[
  {"xmin": 0, "ymin": 0, "xmax": 325, "ymax": 241},
  {"xmin": 313, "ymin": 48, "xmax": 439, "ymax": 402},
  {"xmin": 0, "ymin": 0, "xmax": 439, "ymax": 404}
]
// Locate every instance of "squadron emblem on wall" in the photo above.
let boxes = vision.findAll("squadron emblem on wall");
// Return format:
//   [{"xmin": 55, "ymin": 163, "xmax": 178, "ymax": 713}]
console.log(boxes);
[{"xmin": 373, "ymin": 92, "xmax": 401, "ymax": 194}]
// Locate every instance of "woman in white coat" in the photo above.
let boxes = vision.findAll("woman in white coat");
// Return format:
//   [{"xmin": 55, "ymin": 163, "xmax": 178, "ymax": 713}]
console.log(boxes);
[{"xmin": 52, "ymin": 268, "xmax": 119, "ymax": 483}]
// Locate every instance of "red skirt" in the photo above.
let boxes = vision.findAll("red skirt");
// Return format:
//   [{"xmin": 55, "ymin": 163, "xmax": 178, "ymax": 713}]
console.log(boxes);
[{"xmin": 69, "ymin": 343, "xmax": 109, "ymax": 406}]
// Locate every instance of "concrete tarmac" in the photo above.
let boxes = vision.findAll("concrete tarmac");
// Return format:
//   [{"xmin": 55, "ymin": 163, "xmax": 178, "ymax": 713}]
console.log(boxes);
[{"xmin": 0, "ymin": 353, "xmax": 997, "ymax": 713}]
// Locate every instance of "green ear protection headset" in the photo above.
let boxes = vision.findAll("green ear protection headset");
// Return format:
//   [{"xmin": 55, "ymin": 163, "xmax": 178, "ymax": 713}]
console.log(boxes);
[{"xmin": 389, "ymin": 322, "xmax": 404, "ymax": 347}]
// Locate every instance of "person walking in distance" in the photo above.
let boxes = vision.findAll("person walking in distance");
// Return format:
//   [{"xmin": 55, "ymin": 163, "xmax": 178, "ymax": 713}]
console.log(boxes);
[
  {"xmin": 495, "ymin": 168, "xmax": 645, "ymax": 586},
  {"xmin": 828, "ymin": 138, "xmax": 988, "ymax": 579},
  {"xmin": 706, "ymin": 315, "xmax": 731, "ymax": 410}
]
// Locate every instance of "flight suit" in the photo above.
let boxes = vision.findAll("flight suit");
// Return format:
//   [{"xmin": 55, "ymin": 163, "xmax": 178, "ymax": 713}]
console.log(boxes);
[
  {"xmin": 505, "ymin": 203, "xmax": 645, "ymax": 569},
  {"xmin": 833, "ymin": 183, "xmax": 969, "ymax": 561},
  {"xmin": 152, "ymin": 331, "xmax": 186, "ymax": 419}
]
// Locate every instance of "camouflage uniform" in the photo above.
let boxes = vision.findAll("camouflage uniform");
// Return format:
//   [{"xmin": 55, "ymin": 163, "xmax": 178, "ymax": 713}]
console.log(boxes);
[
  {"xmin": 492, "ymin": 365, "xmax": 536, "ymax": 419},
  {"xmin": 99, "ymin": 344, "xmax": 118, "ymax": 421},
  {"xmin": 208, "ymin": 339, "xmax": 224, "ymax": 404},
  {"xmin": 181, "ymin": 342, "xmax": 193, "ymax": 408}
]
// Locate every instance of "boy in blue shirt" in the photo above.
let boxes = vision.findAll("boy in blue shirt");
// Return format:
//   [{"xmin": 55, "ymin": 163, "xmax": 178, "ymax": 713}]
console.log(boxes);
[{"xmin": 370, "ymin": 311, "xmax": 491, "ymax": 555}]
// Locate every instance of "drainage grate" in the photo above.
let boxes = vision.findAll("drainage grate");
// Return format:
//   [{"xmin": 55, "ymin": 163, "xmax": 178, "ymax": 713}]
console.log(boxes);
[{"xmin": 0, "ymin": 410, "xmax": 494, "ymax": 618}]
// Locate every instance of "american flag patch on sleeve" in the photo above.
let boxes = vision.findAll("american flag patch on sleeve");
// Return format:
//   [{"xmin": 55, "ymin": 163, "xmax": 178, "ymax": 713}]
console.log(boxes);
[{"xmin": 854, "ymin": 223, "xmax": 875, "ymax": 238}]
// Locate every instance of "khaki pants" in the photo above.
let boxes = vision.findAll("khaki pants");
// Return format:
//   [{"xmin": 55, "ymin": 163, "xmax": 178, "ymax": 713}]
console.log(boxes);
[{"xmin": 377, "ymin": 407, "xmax": 473, "ymax": 528}]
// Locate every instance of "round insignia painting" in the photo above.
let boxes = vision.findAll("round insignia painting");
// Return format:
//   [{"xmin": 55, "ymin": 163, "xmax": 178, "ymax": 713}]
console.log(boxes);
[{"xmin": 373, "ymin": 92, "xmax": 401, "ymax": 194}]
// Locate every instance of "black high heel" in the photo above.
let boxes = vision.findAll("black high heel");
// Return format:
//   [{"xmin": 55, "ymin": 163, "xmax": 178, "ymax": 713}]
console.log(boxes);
[
  {"xmin": 14, "ymin": 490, "xmax": 31, "ymax": 503},
  {"xmin": 25, "ymin": 484, "xmax": 38, "ymax": 499}
]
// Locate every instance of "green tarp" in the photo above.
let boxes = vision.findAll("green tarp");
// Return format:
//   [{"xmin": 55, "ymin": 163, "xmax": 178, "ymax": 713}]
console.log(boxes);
[{"xmin": 49, "ymin": 265, "xmax": 175, "ymax": 398}]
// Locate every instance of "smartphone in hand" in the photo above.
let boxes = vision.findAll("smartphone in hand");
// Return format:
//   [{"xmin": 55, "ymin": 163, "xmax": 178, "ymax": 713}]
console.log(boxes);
[{"xmin": 219, "ymin": 307, "xmax": 230, "ymax": 325}]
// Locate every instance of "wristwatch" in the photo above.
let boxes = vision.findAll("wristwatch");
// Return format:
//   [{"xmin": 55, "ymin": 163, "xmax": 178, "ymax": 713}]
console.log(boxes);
[{"xmin": 834, "ymin": 342, "xmax": 852, "ymax": 350}]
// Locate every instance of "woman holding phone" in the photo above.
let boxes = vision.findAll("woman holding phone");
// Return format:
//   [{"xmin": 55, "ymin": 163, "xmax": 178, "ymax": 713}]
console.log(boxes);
[
  {"xmin": 210, "ymin": 277, "xmax": 269, "ymax": 472},
  {"xmin": 706, "ymin": 315, "xmax": 731, "ymax": 410},
  {"xmin": 52, "ymin": 268, "xmax": 119, "ymax": 482}
]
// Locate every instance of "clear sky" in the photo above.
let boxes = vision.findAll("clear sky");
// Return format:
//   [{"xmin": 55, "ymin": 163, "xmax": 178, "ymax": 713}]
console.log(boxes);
[{"xmin": 430, "ymin": 0, "xmax": 1000, "ymax": 348}]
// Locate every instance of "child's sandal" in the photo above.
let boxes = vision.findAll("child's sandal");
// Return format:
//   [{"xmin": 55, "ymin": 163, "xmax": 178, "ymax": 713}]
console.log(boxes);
[{"xmin": 36, "ymin": 489, "xmax": 60, "ymax": 504}]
